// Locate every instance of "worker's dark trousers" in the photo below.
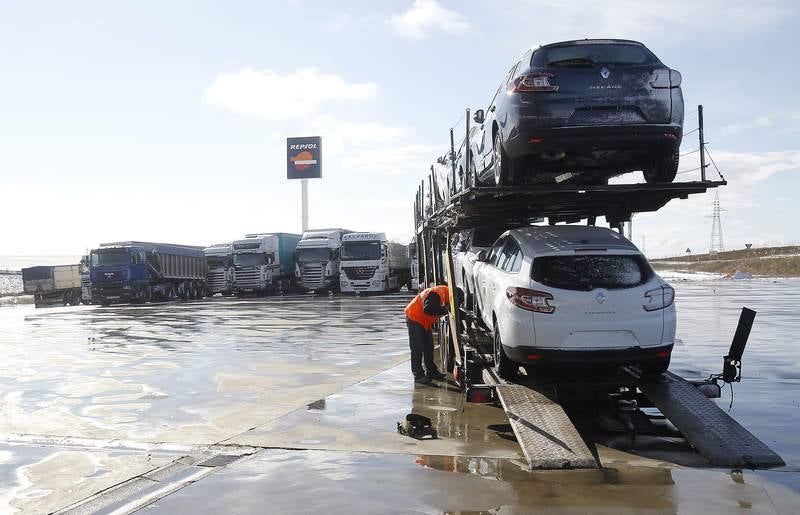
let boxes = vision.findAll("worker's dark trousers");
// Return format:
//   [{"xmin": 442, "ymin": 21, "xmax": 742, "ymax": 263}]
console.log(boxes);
[{"xmin": 407, "ymin": 318, "xmax": 437, "ymax": 378}]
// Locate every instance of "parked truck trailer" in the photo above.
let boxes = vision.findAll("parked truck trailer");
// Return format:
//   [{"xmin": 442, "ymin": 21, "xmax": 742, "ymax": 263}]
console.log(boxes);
[
  {"xmin": 90, "ymin": 241, "xmax": 206, "ymax": 305},
  {"xmin": 22, "ymin": 264, "xmax": 83, "ymax": 308},
  {"xmin": 294, "ymin": 228, "xmax": 353, "ymax": 292},
  {"xmin": 339, "ymin": 232, "xmax": 410, "ymax": 293},
  {"xmin": 232, "ymin": 233, "xmax": 301, "ymax": 295},
  {"xmin": 204, "ymin": 243, "xmax": 234, "ymax": 296}
]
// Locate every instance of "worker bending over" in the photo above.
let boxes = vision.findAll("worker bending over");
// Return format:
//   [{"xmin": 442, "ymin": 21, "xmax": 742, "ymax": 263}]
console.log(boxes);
[{"xmin": 404, "ymin": 285, "xmax": 449, "ymax": 384}]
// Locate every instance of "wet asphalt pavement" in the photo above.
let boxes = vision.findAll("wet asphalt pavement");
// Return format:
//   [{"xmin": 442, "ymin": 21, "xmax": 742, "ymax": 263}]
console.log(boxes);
[{"xmin": 1, "ymin": 281, "xmax": 799, "ymax": 513}]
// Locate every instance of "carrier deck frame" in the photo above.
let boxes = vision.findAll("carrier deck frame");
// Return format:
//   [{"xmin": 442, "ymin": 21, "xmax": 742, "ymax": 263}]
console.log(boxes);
[{"xmin": 411, "ymin": 109, "xmax": 782, "ymax": 470}]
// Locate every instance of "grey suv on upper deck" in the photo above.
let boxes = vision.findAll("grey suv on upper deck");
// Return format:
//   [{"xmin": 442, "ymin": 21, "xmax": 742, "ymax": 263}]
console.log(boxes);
[{"xmin": 463, "ymin": 39, "xmax": 684, "ymax": 187}]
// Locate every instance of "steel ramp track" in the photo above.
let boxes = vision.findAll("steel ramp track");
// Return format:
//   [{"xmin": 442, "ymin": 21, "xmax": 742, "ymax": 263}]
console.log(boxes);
[
  {"xmin": 641, "ymin": 372, "xmax": 785, "ymax": 469},
  {"xmin": 493, "ymin": 383, "xmax": 597, "ymax": 470}
]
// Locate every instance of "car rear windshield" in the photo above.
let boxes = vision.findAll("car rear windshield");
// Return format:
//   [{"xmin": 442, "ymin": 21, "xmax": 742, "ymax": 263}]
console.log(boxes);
[
  {"xmin": 532, "ymin": 254, "xmax": 651, "ymax": 291},
  {"xmin": 532, "ymin": 44, "xmax": 659, "ymax": 67}
]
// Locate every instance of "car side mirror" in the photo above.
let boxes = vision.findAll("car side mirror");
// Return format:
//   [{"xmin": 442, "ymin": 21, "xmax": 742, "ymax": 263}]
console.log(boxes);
[
  {"xmin": 473, "ymin": 109, "xmax": 485, "ymax": 124},
  {"xmin": 476, "ymin": 250, "xmax": 487, "ymax": 262}
]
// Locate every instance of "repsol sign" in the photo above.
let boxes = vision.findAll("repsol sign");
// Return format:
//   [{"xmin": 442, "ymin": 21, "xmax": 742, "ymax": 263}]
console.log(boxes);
[{"xmin": 287, "ymin": 136, "xmax": 322, "ymax": 179}]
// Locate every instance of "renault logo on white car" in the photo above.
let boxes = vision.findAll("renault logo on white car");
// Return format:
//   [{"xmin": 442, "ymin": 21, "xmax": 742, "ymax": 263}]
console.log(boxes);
[
  {"xmin": 595, "ymin": 292, "xmax": 607, "ymax": 304},
  {"xmin": 600, "ymin": 67, "xmax": 610, "ymax": 79}
]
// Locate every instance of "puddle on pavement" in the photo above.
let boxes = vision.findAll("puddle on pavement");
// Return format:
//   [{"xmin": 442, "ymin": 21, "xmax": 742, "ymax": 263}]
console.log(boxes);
[{"xmin": 147, "ymin": 448, "xmax": 800, "ymax": 514}]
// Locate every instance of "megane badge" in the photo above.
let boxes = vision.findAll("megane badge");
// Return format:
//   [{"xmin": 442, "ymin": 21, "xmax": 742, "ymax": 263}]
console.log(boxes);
[
  {"xmin": 595, "ymin": 292, "xmax": 607, "ymax": 304},
  {"xmin": 600, "ymin": 67, "xmax": 610, "ymax": 79}
]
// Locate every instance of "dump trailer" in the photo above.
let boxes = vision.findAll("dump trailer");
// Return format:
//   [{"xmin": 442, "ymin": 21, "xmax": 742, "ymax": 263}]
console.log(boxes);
[
  {"xmin": 294, "ymin": 228, "xmax": 353, "ymax": 292},
  {"xmin": 339, "ymin": 232, "xmax": 410, "ymax": 293},
  {"xmin": 204, "ymin": 243, "xmax": 234, "ymax": 296},
  {"xmin": 90, "ymin": 241, "xmax": 206, "ymax": 305},
  {"xmin": 22, "ymin": 265, "xmax": 83, "ymax": 307},
  {"xmin": 232, "ymin": 233, "xmax": 301, "ymax": 294}
]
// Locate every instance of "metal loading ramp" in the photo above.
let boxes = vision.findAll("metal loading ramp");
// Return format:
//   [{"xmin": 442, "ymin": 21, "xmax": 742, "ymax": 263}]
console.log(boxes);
[
  {"xmin": 641, "ymin": 372, "xmax": 785, "ymax": 469},
  {"xmin": 482, "ymin": 369, "xmax": 597, "ymax": 470}
]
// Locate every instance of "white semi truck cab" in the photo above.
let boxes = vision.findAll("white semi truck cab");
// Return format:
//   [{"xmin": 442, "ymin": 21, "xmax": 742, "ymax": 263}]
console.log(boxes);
[
  {"xmin": 232, "ymin": 233, "xmax": 301, "ymax": 294},
  {"xmin": 204, "ymin": 243, "xmax": 233, "ymax": 296},
  {"xmin": 339, "ymin": 232, "xmax": 410, "ymax": 293},
  {"xmin": 294, "ymin": 228, "xmax": 352, "ymax": 292}
]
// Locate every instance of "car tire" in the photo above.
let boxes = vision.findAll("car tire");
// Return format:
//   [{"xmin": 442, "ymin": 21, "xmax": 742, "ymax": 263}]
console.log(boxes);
[
  {"xmin": 493, "ymin": 321, "xmax": 518, "ymax": 380},
  {"xmin": 643, "ymin": 148, "xmax": 679, "ymax": 184},
  {"xmin": 493, "ymin": 132, "xmax": 511, "ymax": 186}
]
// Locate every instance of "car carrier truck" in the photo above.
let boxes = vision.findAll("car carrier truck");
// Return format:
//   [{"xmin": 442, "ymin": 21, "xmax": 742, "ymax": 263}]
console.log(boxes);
[
  {"xmin": 204, "ymin": 243, "xmax": 234, "ymax": 296},
  {"xmin": 339, "ymin": 232, "xmax": 410, "ymax": 293},
  {"xmin": 232, "ymin": 233, "xmax": 301, "ymax": 294},
  {"xmin": 294, "ymin": 228, "xmax": 352, "ymax": 292},
  {"xmin": 90, "ymin": 241, "xmax": 206, "ymax": 304},
  {"xmin": 22, "ymin": 264, "xmax": 83, "ymax": 307}
]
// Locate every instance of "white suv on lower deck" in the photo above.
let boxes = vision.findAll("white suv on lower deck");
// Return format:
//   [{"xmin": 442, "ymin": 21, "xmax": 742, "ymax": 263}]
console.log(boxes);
[{"xmin": 473, "ymin": 225, "xmax": 676, "ymax": 379}]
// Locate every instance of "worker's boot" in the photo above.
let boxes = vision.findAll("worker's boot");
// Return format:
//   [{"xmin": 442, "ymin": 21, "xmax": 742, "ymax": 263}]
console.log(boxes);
[
  {"xmin": 414, "ymin": 375, "xmax": 432, "ymax": 385},
  {"xmin": 427, "ymin": 370, "xmax": 447, "ymax": 381}
]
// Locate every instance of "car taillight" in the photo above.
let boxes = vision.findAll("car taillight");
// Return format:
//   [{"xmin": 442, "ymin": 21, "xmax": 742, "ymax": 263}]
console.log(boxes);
[
  {"xmin": 508, "ymin": 73, "xmax": 558, "ymax": 93},
  {"xmin": 650, "ymin": 68, "xmax": 681, "ymax": 89},
  {"xmin": 643, "ymin": 285, "xmax": 675, "ymax": 311},
  {"xmin": 506, "ymin": 287, "xmax": 555, "ymax": 313}
]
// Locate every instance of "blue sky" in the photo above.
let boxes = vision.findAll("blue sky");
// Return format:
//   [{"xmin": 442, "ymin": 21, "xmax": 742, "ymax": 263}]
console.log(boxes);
[{"xmin": 1, "ymin": 0, "xmax": 798, "ymax": 257}]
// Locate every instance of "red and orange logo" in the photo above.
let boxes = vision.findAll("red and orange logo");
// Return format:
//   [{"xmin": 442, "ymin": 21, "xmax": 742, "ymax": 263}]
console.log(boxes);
[{"xmin": 290, "ymin": 151, "xmax": 318, "ymax": 171}]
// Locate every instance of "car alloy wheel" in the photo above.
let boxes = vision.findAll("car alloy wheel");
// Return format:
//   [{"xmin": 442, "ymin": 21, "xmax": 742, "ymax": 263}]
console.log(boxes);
[
  {"xmin": 493, "ymin": 132, "xmax": 511, "ymax": 186},
  {"xmin": 493, "ymin": 322, "xmax": 518, "ymax": 380}
]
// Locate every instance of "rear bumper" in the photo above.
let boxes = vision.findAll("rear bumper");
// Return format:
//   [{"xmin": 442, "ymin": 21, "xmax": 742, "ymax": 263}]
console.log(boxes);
[
  {"xmin": 504, "ymin": 343, "xmax": 673, "ymax": 369},
  {"xmin": 504, "ymin": 122, "xmax": 682, "ymax": 159}
]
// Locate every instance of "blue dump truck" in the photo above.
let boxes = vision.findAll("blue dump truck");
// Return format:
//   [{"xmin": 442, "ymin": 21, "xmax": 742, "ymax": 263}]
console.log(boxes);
[
  {"xmin": 90, "ymin": 241, "xmax": 206, "ymax": 305},
  {"xmin": 231, "ymin": 233, "xmax": 301, "ymax": 294}
]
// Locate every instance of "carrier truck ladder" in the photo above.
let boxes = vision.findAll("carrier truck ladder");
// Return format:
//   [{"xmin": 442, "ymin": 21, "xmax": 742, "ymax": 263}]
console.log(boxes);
[{"xmin": 482, "ymin": 368, "xmax": 598, "ymax": 469}]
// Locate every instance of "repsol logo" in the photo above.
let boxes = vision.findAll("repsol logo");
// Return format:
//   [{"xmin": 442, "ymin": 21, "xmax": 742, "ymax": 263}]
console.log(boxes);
[{"xmin": 289, "ymin": 144, "xmax": 318, "ymax": 150}]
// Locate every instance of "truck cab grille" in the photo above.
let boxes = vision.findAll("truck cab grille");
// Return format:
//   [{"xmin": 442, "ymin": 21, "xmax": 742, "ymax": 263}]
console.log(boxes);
[
  {"xmin": 234, "ymin": 269, "xmax": 262, "ymax": 289},
  {"xmin": 300, "ymin": 263, "xmax": 325, "ymax": 289},
  {"xmin": 343, "ymin": 266, "xmax": 376, "ymax": 280}
]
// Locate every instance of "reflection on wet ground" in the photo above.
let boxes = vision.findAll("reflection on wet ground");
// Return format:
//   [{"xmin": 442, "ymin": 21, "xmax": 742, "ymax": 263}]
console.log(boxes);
[
  {"xmin": 0, "ymin": 295, "xmax": 412, "ymax": 445},
  {"xmin": 230, "ymin": 361, "xmax": 524, "ymax": 459},
  {"xmin": 0, "ymin": 442, "xmax": 175, "ymax": 514},
  {"xmin": 1, "ymin": 280, "xmax": 799, "ymax": 513},
  {"xmin": 146, "ymin": 449, "xmax": 800, "ymax": 514}
]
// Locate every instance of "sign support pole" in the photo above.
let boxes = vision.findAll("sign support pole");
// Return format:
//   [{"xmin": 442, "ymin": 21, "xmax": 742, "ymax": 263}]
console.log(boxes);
[{"xmin": 301, "ymin": 178, "xmax": 309, "ymax": 232}]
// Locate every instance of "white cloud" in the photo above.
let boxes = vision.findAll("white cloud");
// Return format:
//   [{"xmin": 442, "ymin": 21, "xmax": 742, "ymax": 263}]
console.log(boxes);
[
  {"xmin": 302, "ymin": 114, "xmax": 442, "ymax": 176},
  {"xmin": 203, "ymin": 67, "xmax": 377, "ymax": 120},
  {"xmin": 305, "ymin": 114, "xmax": 413, "ymax": 157},
  {"xmin": 712, "ymin": 149, "xmax": 800, "ymax": 185},
  {"xmin": 391, "ymin": 0, "xmax": 471, "ymax": 39}
]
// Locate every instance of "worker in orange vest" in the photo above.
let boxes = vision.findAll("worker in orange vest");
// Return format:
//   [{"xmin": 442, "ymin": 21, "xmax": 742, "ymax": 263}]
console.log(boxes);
[{"xmin": 404, "ymin": 285, "xmax": 450, "ymax": 385}]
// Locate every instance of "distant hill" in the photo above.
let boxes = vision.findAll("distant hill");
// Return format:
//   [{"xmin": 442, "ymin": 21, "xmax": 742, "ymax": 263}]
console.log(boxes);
[{"xmin": 651, "ymin": 246, "xmax": 800, "ymax": 277}]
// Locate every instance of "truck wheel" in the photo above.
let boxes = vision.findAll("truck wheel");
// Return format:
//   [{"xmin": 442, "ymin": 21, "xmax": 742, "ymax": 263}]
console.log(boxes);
[
  {"xmin": 144, "ymin": 285, "xmax": 152, "ymax": 303},
  {"xmin": 643, "ymin": 148, "xmax": 679, "ymax": 184},
  {"xmin": 493, "ymin": 322, "xmax": 518, "ymax": 380}
]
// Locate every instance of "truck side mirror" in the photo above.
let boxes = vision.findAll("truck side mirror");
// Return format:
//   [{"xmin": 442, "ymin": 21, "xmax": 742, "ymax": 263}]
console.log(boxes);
[{"xmin": 473, "ymin": 109, "xmax": 485, "ymax": 124}]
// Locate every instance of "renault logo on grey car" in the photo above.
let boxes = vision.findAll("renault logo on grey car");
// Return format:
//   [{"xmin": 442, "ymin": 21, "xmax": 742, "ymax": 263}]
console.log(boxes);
[
  {"xmin": 600, "ymin": 67, "xmax": 611, "ymax": 79},
  {"xmin": 595, "ymin": 292, "xmax": 607, "ymax": 304}
]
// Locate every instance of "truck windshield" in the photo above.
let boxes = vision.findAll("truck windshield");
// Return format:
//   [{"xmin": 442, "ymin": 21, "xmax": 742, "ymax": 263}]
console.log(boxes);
[
  {"xmin": 532, "ymin": 254, "xmax": 651, "ymax": 291},
  {"xmin": 233, "ymin": 253, "xmax": 267, "ymax": 267},
  {"xmin": 91, "ymin": 251, "xmax": 130, "ymax": 267},
  {"xmin": 342, "ymin": 241, "xmax": 381, "ymax": 261},
  {"xmin": 297, "ymin": 247, "xmax": 331, "ymax": 262},
  {"xmin": 207, "ymin": 256, "xmax": 228, "ymax": 269}
]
